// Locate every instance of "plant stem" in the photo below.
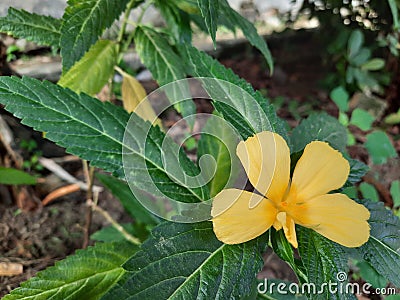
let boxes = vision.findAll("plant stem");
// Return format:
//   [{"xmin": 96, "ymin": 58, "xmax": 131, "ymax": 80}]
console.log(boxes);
[
  {"xmin": 82, "ymin": 161, "xmax": 95, "ymax": 249},
  {"xmin": 89, "ymin": 200, "xmax": 141, "ymax": 245}
]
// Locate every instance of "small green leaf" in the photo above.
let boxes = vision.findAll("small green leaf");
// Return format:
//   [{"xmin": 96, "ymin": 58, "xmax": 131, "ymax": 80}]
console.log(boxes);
[
  {"xmin": 359, "ymin": 182, "xmax": 379, "ymax": 202},
  {"xmin": 330, "ymin": 86, "xmax": 349, "ymax": 112},
  {"xmin": 197, "ymin": 0, "xmax": 219, "ymax": 46},
  {"xmin": 3, "ymin": 241, "xmax": 138, "ymax": 300},
  {"xmin": 365, "ymin": 131, "xmax": 397, "ymax": 164},
  {"xmin": 348, "ymin": 30, "xmax": 364, "ymax": 58},
  {"xmin": 58, "ymin": 40, "xmax": 118, "ymax": 95},
  {"xmin": 361, "ymin": 58, "xmax": 385, "ymax": 71},
  {"xmin": 384, "ymin": 109, "xmax": 400, "ymax": 124},
  {"xmin": 390, "ymin": 180, "xmax": 400, "ymax": 207},
  {"xmin": 349, "ymin": 47, "xmax": 371, "ymax": 66},
  {"xmin": 350, "ymin": 108, "xmax": 375, "ymax": 131},
  {"xmin": 91, "ymin": 223, "xmax": 149, "ymax": 243},
  {"xmin": 0, "ymin": 167, "xmax": 37, "ymax": 185},
  {"xmin": 0, "ymin": 8, "xmax": 61, "ymax": 49},
  {"xmin": 101, "ymin": 222, "xmax": 265, "ymax": 299},
  {"xmin": 60, "ymin": 0, "xmax": 130, "ymax": 71},
  {"xmin": 388, "ymin": 0, "xmax": 399, "ymax": 29},
  {"xmin": 219, "ymin": 0, "xmax": 273, "ymax": 72},
  {"xmin": 291, "ymin": 112, "xmax": 347, "ymax": 153}
]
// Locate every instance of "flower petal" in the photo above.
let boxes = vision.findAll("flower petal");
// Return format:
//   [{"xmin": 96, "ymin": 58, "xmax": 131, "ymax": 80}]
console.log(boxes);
[
  {"xmin": 236, "ymin": 131, "xmax": 290, "ymax": 204},
  {"xmin": 289, "ymin": 141, "xmax": 349, "ymax": 202},
  {"xmin": 211, "ymin": 189, "xmax": 277, "ymax": 244},
  {"xmin": 276, "ymin": 212, "xmax": 298, "ymax": 248},
  {"xmin": 290, "ymin": 193, "xmax": 370, "ymax": 247}
]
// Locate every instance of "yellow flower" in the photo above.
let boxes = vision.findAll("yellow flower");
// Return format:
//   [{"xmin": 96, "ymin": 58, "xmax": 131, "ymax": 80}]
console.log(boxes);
[{"xmin": 211, "ymin": 131, "xmax": 370, "ymax": 248}]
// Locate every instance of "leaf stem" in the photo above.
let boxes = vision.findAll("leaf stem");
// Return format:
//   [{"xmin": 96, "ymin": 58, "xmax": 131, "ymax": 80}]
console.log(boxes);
[
  {"xmin": 89, "ymin": 200, "xmax": 141, "ymax": 245},
  {"xmin": 82, "ymin": 162, "xmax": 95, "ymax": 248}
]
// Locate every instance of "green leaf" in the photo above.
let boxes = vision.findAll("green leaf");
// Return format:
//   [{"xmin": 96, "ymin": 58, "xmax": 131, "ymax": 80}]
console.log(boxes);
[
  {"xmin": 101, "ymin": 222, "xmax": 265, "ymax": 299},
  {"xmin": 390, "ymin": 180, "xmax": 400, "ymax": 207},
  {"xmin": 349, "ymin": 47, "xmax": 371, "ymax": 66},
  {"xmin": 348, "ymin": 30, "xmax": 364, "ymax": 58},
  {"xmin": 177, "ymin": 44, "xmax": 288, "ymax": 142},
  {"xmin": 3, "ymin": 241, "xmax": 138, "ymax": 300},
  {"xmin": 58, "ymin": 40, "xmax": 118, "ymax": 95},
  {"xmin": 0, "ymin": 167, "xmax": 37, "ymax": 185},
  {"xmin": 388, "ymin": 0, "xmax": 399, "ymax": 29},
  {"xmin": 96, "ymin": 173, "xmax": 159, "ymax": 226},
  {"xmin": 330, "ymin": 86, "xmax": 349, "ymax": 112},
  {"xmin": 361, "ymin": 58, "xmax": 385, "ymax": 71},
  {"xmin": 197, "ymin": 0, "xmax": 219, "ymax": 46},
  {"xmin": 384, "ymin": 109, "xmax": 400, "ymax": 124},
  {"xmin": 290, "ymin": 112, "xmax": 348, "ymax": 153},
  {"xmin": 155, "ymin": 0, "xmax": 192, "ymax": 43},
  {"xmin": 0, "ymin": 76, "xmax": 208, "ymax": 206},
  {"xmin": 218, "ymin": 0, "xmax": 273, "ymax": 72},
  {"xmin": 0, "ymin": 8, "xmax": 61, "ymax": 49},
  {"xmin": 134, "ymin": 26, "xmax": 195, "ymax": 127},
  {"xmin": 365, "ymin": 131, "xmax": 397, "ymax": 164},
  {"xmin": 60, "ymin": 0, "xmax": 130, "ymax": 71},
  {"xmin": 345, "ymin": 158, "xmax": 369, "ymax": 186},
  {"xmin": 355, "ymin": 200, "xmax": 400, "ymax": 287},
  {"xmin": 356, "ymin": 260, "xmax": 388, "ymax": 288},
  {"xmin": 359, "ymin": 182, "xmax": 379, "ymax": 202},
  {"xmin": 197, "ymin": 114, "xmax": 241, "ymax": 197},
  {"xmin": 297, "ymin": 228, "xmax": 354, "ymax": 300},
  {"xmin": 349, "ymin": 108, "xmax": 375, "ymax": 131},
  {"xmin": 91, "ymin": 223, "xmax": 149, "ymax": 243}
]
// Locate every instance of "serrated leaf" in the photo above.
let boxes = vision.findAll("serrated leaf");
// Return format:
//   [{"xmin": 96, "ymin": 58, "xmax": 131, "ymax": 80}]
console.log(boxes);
[
  {"xmin": 197, "ymin": 0, "xmax": 219, "ymax": 45},
  {"xmin": 350, "ymin": 108, "xmax": 375, "ymax": 131},
  {"xmin": 297, "ymin": 227, "xmax": 355, "ymax": 300},
  {"xmin": 96, "ymin": 173, "xmax": 159, "ymax": 226},
  {"xmin": 345, "ymin": 158, "xmax": 369, "ymax": 186},
  {"xmin": 177, "ymin": 44, "xmax": 288, "ymax": 142},
  {"xmin": 0, "ymin": 167, "xmax": 37, "ymax": 185},
  {"xmin": 0, "ymin": 76, "xmax": 208, "ymax": 206},
  {"xmin": 101, "ymin": 222, "xmax": 265, "ymax": 299},
  {"xmin": 3, "ymin": 241, "xmax": 138, "ymax": 300},
  {"xmin": 365, "ymin": 131, "xmax": 397, "ymax": 164},
  {"xmin": 60, "ymin": 0, "xmax": 130, "ymax": 71},
  {"xmin": 58, "ymin": 39, "xmax": 118, "ymax": 95},
  {"xmin": 355, "ymin": 200, "xmax": 400, "ymax": 287},
  {"xmin": 290, "ymin": 112, "xmax": 347, "ymax": 153},
  {"xmin": 155, "ymin": 0, "xmax": 192, "ymax": 43},
  {"xmin": 356, "ymin": 260, "xmax": 388, "ymax": 288},
  {"xmin": 197, "ymin": 113, "xmax": 241, "ymax": 197},
  {"xmin": 134, "ymin": 26, "xmax": 195, "ymax": 127},
  {"xmin": 0, "ymin": 8, "xmax": 61, "ymax": 49},
  {"xmin": 330, "ymin": 86, "xmax": 349, "ymax": 112},
  {"xmin": 219, "ymin": 0, "xmax": 273, "ymax": 72}
]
